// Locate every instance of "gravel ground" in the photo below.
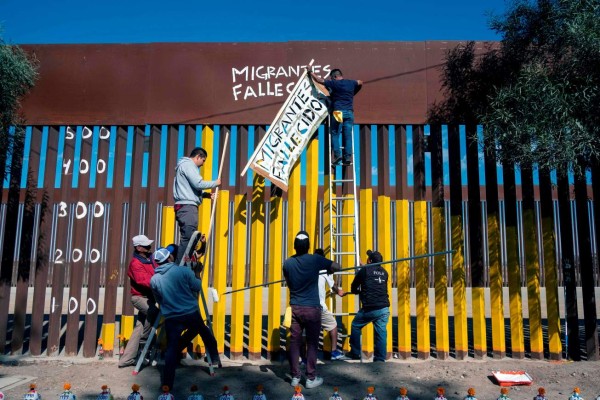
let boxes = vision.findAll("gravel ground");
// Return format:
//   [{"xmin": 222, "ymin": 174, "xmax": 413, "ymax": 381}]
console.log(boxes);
[{"xmin": 1, "ymin": 356, "xmax": 600, "ymax": 400}]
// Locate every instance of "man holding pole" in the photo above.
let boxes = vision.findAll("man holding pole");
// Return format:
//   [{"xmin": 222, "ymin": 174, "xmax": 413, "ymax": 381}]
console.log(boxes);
[
  {"xmin": 283, "ymin": 231, "xmax": 342, "ymax": 389},
  {"xmin": 346, "ymin": 250, "xmax": 390, "ymax": 362},
  {"xmin": 173, "ymin": 147, "xmax": 221, "ymax": 263}
]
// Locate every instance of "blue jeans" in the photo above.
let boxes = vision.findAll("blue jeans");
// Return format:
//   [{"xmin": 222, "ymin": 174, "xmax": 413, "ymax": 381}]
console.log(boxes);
[
  {"xmin": 349, "ymin": 307, "xmax": 390, "ymax": 361},
  {"xmin": 330, "ymin": 110, "xmax": 354, "ymax": 161}
]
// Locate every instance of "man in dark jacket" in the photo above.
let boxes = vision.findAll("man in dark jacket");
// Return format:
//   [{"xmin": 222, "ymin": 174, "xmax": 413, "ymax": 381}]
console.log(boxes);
[
  {"xmin": 283, "ymin": 231, "xmax": 341, "ymax": 389},
  {"xmin": 118, "ymin": 234, "xmax": 159, "ymax": 367},
  {"xmin": 347, "ymin": 250, "xmax": 390, "ymax": 362},
  {"xmin": 150, "ymin": 247, "xmax": 219, "ymax": 390}
]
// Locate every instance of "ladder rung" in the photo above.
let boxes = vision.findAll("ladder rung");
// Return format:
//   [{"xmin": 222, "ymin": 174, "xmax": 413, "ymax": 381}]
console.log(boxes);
[
  {"xmin": 333, "ymin": 214, "xmax": 355, "ymax": 218},
  {"xmin": 332, "ymin": 251, "xmax": 357, "ymax": 256},
  {"xmin": 333, "ymin": 272, "xmax": 356, "ymax": 275},
  {"xmin": 332, "ymin": 197, "xmax": 355, "ymax": 201},
  {"xmin": 332, "ymin": 233, "xmax": 355, "ymax": 237},
  {"xmin": 332, "ymin": 179, "xmax": 354, "ymax": 183}
]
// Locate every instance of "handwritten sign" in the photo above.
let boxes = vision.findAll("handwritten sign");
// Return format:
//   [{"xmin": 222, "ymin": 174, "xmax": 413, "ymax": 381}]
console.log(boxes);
[
  {"xmin": 231, "ymin": 63, "xmax": 331, "ymax": 101},
  {"xmin": 243, "ymin": 73, "xmax": 329, "ymax": 191}
]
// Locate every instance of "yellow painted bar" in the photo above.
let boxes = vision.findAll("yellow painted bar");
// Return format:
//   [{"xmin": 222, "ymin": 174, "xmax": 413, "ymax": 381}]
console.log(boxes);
[
  {"xmin": 451, "ymin": 214, "xmax": 468, "ymax": 359},
  {"xmin": 506, "ymin": 225, "xmax": 525, "ymax": 358},
  {"xmin": 523, "ymin": 209, "xmax": 544, "ymax": 358},
  {"xmin": 377, "ymin": 195, "xmax": 393, "ymax": 356},
  {"xmin": 340, "ymin": 196, "xmax": 356, "ymax": 352},
  {"xmin": 100, "ymin": 322, "xmax": 115, "ymax": 352},
  {"xmin": 432, "ymin": 207, "xmax": 449, "ymax": 359},
  {"xmin": 191, "ymin": 126, "xmax": 215, "ymax": 355},
  {"xmin": 395, "ymin": 200, "xmax": 411, "ymax": 358},
  {"xmin": 120, "ymin": 315, "xmax": 134, "ymax": 341},
  {"xmin": 542, "ymin": 215, "xmax": 562, "ymax": 359},
  {"xmin": 267, "ymin": 196, "xmax": 283, "ymax": 357},
  {"xmin": 413, "ymin": 200, "xmax": 430, "ymax": 359},
  {"xmin": 322, "ymin": 171, "xmax": 332, "ymax": 256},
  {"xmin": 161, "ymin": 206, "xmax": 176, "ymax": 246},
  {"xmin": 212, "ymin": 190, "xmax": 230, "ymax": 354},
  {"xmin": 487, "ymin": 213, "xmax": 506, "ymax": 358},
  {"xmin": 359, "ymin": 189, "xmax": 374, "ymax": 355},
  {"xmin": 248, "ymin": 176, "xmax": 266, "ymax": 359},
  {"xmin": 305, "ymin": 136, "xmax": 319, "ymax": 241},
  {"xmin": 287, "ymin": 162, "xmax": 301, "ymax": 256},
  {"xmin": 230, "ymin": 193, "xmax": 247, "ymax": 359},
  {"xmin": 471, "ymin": 287, "xmax": 486, "ymax": 358}
]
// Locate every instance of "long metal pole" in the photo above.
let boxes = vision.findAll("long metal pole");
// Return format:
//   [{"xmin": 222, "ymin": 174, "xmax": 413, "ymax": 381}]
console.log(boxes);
[{"xmin": 222, "ymin": 249, "xmax": 454, "ymax": 295}]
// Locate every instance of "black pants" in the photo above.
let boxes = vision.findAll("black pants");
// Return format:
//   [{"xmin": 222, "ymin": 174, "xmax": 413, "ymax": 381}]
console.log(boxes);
[
  {"xmin": 163, "ymin": 310, "xmax": 219, "ymax": 390},
  {"xmin": 175, "ymin": 204, "xmax": 198, "ymax": 263}
]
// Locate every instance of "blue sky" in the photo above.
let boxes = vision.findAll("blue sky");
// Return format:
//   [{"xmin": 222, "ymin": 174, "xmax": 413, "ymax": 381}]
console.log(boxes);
[{"xmin": 0, "ymin": 0, "xmax": 508, "ymax": 44}]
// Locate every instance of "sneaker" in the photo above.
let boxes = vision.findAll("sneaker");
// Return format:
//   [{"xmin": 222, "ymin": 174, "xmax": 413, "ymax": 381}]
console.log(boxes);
[
  {"xmin": 342, "ymin": 159, "xmax": 353, "ymax": 166},
  {"xmin": 305, "ymin": 376, "xmax": 323, "ymax": 389},
  {"xmin": 332, "ymin": 155, "xmax": 342, "ymax": 165},
  {"xmin": 290, "ymin": 376, "xmax": 301, "ymax": 387},
  {"xmin": 330, "ymin": 350, "xmax": 349, "ymax": 360},
  {"xmin": 345, "ymin": 352, "xmax": 361, "ymax": 360}
]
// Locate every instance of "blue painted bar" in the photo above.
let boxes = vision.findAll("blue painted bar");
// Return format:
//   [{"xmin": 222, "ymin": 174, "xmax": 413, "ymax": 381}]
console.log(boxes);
[
  {"xmin": 459, "ymin": 125, "xmax": 467, "ymax": 186},
  {"xmin": 442, "ymin": 125, "xmax": 450, "ymax": 187},
  {"xmin": 389, "ymin": 125, "xmax": 396, "ymax": 187},
  {"xmin": 141, "ymin": 125, "xmax": 150, "ymax": 188},
  {"xmin": 407, "ymin": 125, "xmax": 414, "ymax": 187},
  {"xmin": 229, "ymin": 125, "xmax": 238, "ymax": 187},
  {"xmin": 247, "ymin": 125, "xmax": 255, "ymax": 186},
  {"xmin": 3, "ymin": 126, "xmax": 15, "ymax": 189},
  {"xmin": 425, "ymin": 124, "xmax": 432, "ymax": 187},
  {"xmin": 54, "ymin": 126, "xmax": 66, "ymax": 189},
  {"xmin": 124, "ymin": 126, "xmax": 134, "ymax": 188},
  {"xmin": 20, "ymin": 126, "xmax": 33, "ymax": 189},
  {"xmin": 71, "ymin": 126, "xmax": 83, "ymax": 188},
  {"xmin": 159, "ymin": 125, "xmax": 168, "ymax": 188},
  {"xmin": 37, "ymin": 126, "xmax": 49, "ymax": 189},
  {"xmin": 477, "ymin": 125, "xmax": 486, "ymax": 186},
  {"xmin": 178, "ymin": 125, "xmax": 186, "ymax": 160},
  {"xmin": 89, "ymin": 126, "xmax": 100, "ymax": 189},
  {"xmin": 106, "ymin": 126, "xmax": 117, "ymax": 189}
]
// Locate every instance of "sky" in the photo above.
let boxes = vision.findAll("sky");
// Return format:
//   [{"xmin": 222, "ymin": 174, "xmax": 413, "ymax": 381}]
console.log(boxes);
[{"xmin": 0, "ymin": 0, "xmax": 509, "ymax": 44}]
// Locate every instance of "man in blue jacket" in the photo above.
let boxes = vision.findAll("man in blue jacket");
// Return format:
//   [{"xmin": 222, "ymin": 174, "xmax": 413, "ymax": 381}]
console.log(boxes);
[
  {"xmin": 150, "ymin": 247, "xmax": 220, "ymax": 390},
  {"xmin": 173, "ymin": 147, "xmax": 221, "ymax": 263}
]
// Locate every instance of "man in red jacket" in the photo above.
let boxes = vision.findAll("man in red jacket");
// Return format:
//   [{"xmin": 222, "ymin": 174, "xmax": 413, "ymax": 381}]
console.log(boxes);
[{"xmin": 119, "ymin": 234, "xmax": 159, "ymax": 367}]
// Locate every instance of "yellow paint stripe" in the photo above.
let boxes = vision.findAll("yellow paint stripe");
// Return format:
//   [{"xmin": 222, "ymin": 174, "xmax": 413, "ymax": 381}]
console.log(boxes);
[
  {"xmin": 487, "ymin": 213, "xmax": 506, "ymax": 356},
  {"xmin": 377, "ymin": 195, "xmax": 393, "ymax": 356},
  {"xmin": 396, "ymin": 200, "xmax": 411, "ymax": 355},
  {"xmin": 542, "ymin": 215, "xmax": 562, "ymax": 358},
  {"xmin": 230, "ymin": 193, "xmax": 247, "ymax": 357},
  {"xmin": 432, "ymin": 207, "xmax": 449, "ymax": 357},
  {"xmin": 120, "ymin": 315, "xmax": 134, "ymax": 342},
  {"xmin": 360, "ymin": 189, "xmax": 374, "ymax": 354},
  {"xmin": 267, "ymin": 196, "xmax": 283, "ymax": 355},
  {"xmin": 341, "ymin": 196, "xmax": 356, "ymax": 352},
  {"xmin": 100, "ymin": 323, "xmax": 115, "ymax": 352},
  {"xmin": 213, "ymin": 189, "xmax": 230, "ymax": 354},
  {"xmin": 451, "ymin": 214, "xmax": 468, "ymax": 357},
  {"xmin": 287, "ymin": 162, "xmax": 301, "ymax": 256},
  {"xmin": 506, "ymin": 225, "xmax": 525, "ymax": 355},
  {"xmin": 248, "ymin": 176, "xmax": 266, "ymax": 356},
  {"xmin": 523, "ymin": 209, "xmax": 544, "ymax": 356},
  {"xmin": 471, "ymin": 287, "xmax": 486, "ymax": 356},
  {"xmin": 413, "ymin": 201, "xmax": 430, "ymax": 358}
]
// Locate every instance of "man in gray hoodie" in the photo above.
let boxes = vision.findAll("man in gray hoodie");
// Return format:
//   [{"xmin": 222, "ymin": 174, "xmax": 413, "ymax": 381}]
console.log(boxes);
[
  {"xmin": 150, "ymin": 247, "xmax": 220, "ymax": 390},
  {"xmin": 174, "ymin": 147, "xmax": 221, "ymax": 263}
]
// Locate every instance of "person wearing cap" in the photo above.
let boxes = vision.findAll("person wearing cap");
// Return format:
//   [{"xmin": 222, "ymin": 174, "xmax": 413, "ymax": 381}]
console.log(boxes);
[
  {"xmin": 150, "ymin": 246, "xmax": 220, "ymax": 390},
  {"xmin": 283, "ymin": 231, "xmax": 342, "ymax": 389},
  {"xmin": 118, "ymin": 234, "xmax": 159, "ymax": 368},
  {"xmin": 346, "ymin": 250, "xmax": 390, "ymax": 362},
  {"xmin": 174, "ymin": 147, "xmax": 221, "ymax": 263}
]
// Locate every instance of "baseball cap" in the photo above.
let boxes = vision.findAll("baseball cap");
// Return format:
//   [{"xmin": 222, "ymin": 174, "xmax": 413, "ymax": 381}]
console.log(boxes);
[
  {"xmin": 166, "ymin": 243, "xmax": 178, "ymax": 256},
  {"xmin": 366, "ymin": 249, "xmax": 383, "ymax": 263},
  {"xmin": 132, "ymin": 234, "xmax": 153, "ymax": 247},
  {"xmin": 153, "ymin": 248, "xmax": 170, "ymax": 264}
]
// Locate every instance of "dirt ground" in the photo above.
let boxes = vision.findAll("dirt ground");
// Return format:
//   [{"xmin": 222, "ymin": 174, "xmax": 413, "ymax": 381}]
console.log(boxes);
[{"xmin": 1, "ymin": 355, "xmax": 600, "ymax": 400}]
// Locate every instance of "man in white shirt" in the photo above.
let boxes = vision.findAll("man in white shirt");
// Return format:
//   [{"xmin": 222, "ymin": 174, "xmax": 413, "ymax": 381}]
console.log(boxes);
[{"xmin": 315, "ymin": 249, "xmax": 346, "ymax": 360}]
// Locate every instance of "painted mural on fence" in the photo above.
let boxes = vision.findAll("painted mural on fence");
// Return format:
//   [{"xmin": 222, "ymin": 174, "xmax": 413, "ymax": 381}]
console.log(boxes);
[{"xmin": 243, "ymin": 73, "xmax": 329, "ymax": 190}]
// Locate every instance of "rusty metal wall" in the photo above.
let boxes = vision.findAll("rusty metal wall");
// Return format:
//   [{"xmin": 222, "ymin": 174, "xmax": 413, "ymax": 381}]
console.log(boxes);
[{"xmin": 19, "ymin": 41, "xmax": 492, "ymax": 125}]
